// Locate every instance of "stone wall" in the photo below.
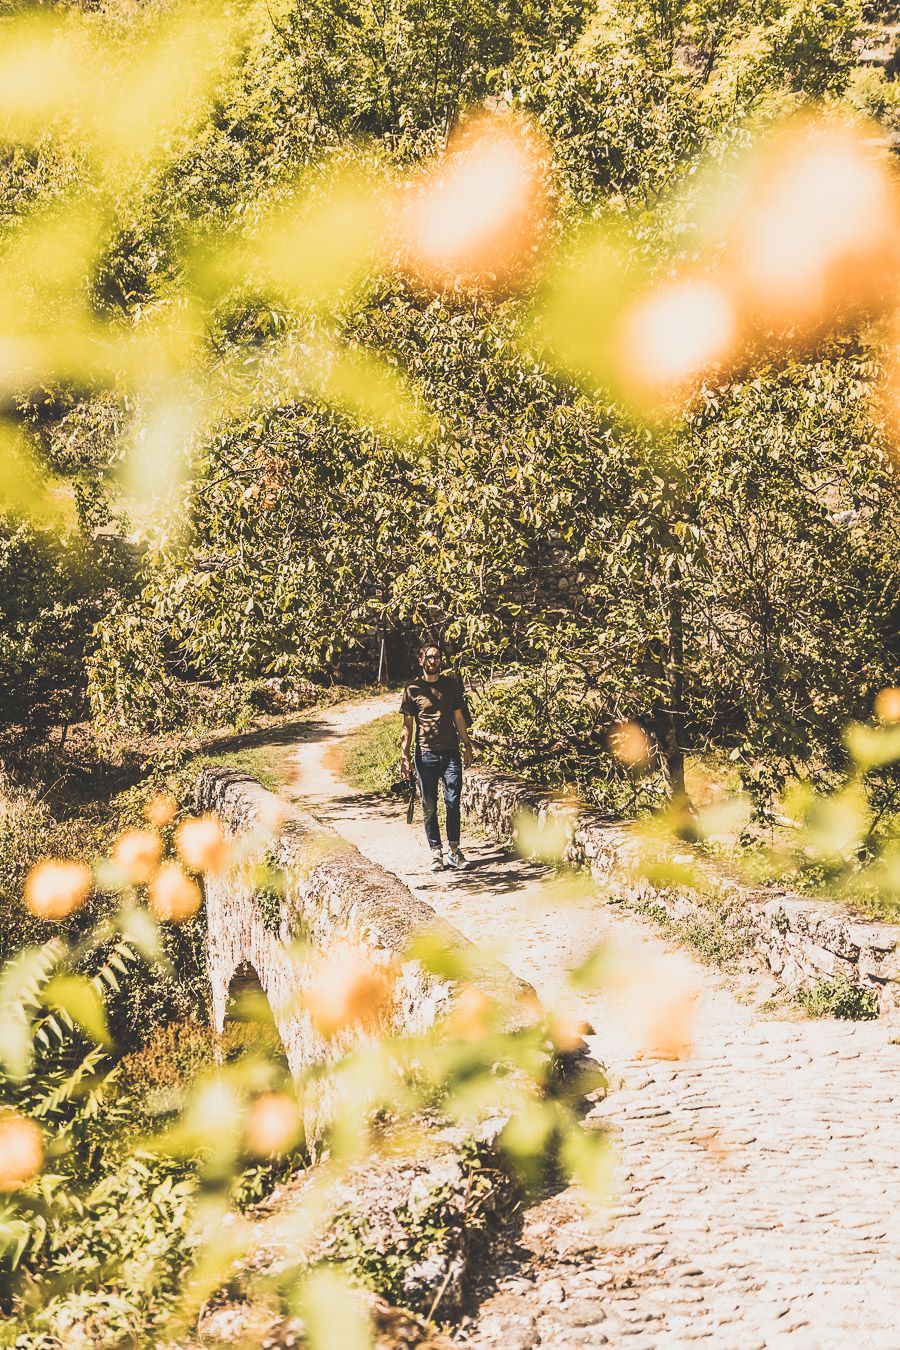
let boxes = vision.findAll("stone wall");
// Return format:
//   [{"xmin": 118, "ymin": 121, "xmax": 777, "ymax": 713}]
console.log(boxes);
[
  {"xmin": 461, "ymin": 766, "xmax": 900, "ymax": 1017},
  {"xmin": 196, "ymin": 766, "xmax": 533, "ymax": 1088}
]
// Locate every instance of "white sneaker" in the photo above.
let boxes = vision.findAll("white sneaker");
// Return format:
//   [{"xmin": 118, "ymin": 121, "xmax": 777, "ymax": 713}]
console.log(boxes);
[
  {"xmin": 445, "ymin": 846, "xmax": 466, "ymax": 870},
  {"xmin": 430, "ymin": 848, "xmax": 445, "ymax": 873}
]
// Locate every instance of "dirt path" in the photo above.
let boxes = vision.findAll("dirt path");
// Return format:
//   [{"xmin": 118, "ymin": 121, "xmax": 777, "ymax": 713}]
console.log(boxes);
[{"xmin": 286, "ymin": 695, "xmax": 900, "ymax": 1349}]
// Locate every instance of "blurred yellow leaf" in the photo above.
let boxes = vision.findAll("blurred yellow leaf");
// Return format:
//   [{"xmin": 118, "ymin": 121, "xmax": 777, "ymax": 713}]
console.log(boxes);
[
  {"xmin": 43, "ymin": 974, "xmax": 110, "ymax": 1046},
  {"xmin": 95, "ymin": 1, "xmax": 244, "ymax": 179},
  {"xmin": 0, "ymin": 426, "xmax": 71, "ymax": 527},
  {"xmin": 302, "ymin": 1266, "xmax": 373, "ymax": 1350},
  {"xmin": 250, "ymin": 167, "xmax": 388, "ymax": 310},
  {"xmin": 301, "ymin": 339, "xmax": 429, "ymax": 441},
  {"xmin": 569, "ymin": 943, "xmax": 616, "ymax": 993},
  {"xmin": 846, "ymin": 723, "xmax": 900, "ymax": 773},
  {"xmin": 117, "ymin": 905, "xmax": 165, "ymax": 966},
  {"xmin": 0, "ymin": 3, "xmax": 243, "ymax": 180},
  {"xmin": 500, "ymin": 1096, "xmax": 556, "ymax": 1160},
  {"xmin": 694, "ymin": 796, "xmax": 753, "ymax": 843},
  {"xmin": 514, "ymin": 808, "xmax": 573, "ymax": 862},
  {"xmin": 560, "ymin": 1127, "xmax": 614, "ymax": 1207},
  {"xmin": 0, "ymin": 12, "xmax": 91, "ymax": 144},
  {"xmin": 405, "ymin": 928, "xmax": 494, "ymax": 983},
  {"xmin": 803, "ymin": 782, "xmax": 871, "ymax": 861},
  {"xmin": 529, "ymin": 223, "xmax": 634, "ymax": 398}
]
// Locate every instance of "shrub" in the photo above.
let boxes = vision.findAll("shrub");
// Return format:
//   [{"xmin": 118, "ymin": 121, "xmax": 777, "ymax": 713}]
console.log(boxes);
[
  {"xmin": 0, "ymin": 776, "xmax": 109, "ymax": 965},
  {"xmin": 117, "ymin": 1019, "xmax": 287, "ymax": 1124},
  {"xmin": 795, "ymin": 976, "xmax": 879, "ymax": 1020}
]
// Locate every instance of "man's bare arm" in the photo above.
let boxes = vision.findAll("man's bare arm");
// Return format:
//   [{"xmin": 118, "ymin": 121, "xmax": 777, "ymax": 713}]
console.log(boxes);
[
  {"xmin": 401, "ymin": 714, "xmax": 414, "ymax": 777},
  {"xmin": 454, "ymin": 708, "xmax": 474, "ymax": 768}
]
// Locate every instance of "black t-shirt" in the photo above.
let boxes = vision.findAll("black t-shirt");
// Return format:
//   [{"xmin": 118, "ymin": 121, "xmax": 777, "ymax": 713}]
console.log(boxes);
[{"xmin": 400, "ymin": 675, "xmax": 466, "ymax": 752}]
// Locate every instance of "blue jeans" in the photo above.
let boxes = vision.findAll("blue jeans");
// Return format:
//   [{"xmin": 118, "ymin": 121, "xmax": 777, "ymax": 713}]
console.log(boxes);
[{"xmin": 415, "ymin": 748, "xmax": 462, "ymax": 851}]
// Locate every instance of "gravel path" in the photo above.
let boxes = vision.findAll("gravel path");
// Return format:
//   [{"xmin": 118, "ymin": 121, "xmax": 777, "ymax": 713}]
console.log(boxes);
[{"xmin": 286, "ymin": 695, "xmax": 900, "ymax": 1349}]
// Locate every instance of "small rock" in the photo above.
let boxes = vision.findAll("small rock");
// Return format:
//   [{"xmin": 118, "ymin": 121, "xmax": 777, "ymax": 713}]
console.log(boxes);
[
  {"xmin": 557, "ymin": 1298, "xmax": 608, "ymax": 1327},
  {"xmin": 582, "ymin": 1267, "xmax": 615, "ymax": 1286}
]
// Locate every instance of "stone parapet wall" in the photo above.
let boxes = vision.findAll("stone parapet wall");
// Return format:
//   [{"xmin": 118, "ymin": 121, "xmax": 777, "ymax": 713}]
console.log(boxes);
[
  {"xmin": 462, "ymin": 765, "xmax": 900, "ymax": 1017},
  {"xmin": 196, "ymin": 767, "xmax": 533, "ymax": 1085}
]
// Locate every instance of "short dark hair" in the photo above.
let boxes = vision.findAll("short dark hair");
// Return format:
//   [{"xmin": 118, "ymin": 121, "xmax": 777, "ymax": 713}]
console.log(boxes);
[{"xmin": 418, "ymin": 642, "xmax": 444, "ymax": 661}]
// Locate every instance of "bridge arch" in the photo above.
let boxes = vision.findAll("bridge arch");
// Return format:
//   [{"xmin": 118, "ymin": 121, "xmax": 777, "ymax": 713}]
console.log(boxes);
[{"xmin": 221, "ymin": 960, "xmax": 291, "ymax": 1069}]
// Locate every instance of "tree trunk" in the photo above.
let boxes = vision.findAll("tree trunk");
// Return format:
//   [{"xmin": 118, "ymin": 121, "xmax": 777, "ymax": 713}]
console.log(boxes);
[{"xmin": 665, "ymin": 571, "xmax": 689, "ymax": 811}]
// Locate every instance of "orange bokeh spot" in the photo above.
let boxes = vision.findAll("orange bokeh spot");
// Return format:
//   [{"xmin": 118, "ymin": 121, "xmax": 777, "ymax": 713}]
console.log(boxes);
[
  {"xmin": 304, "ymin": 942, "xmax": 394, "ymax": 1040},
  {"xmin": 399, "ymin": 111, "xmax": 548, "ymax": 292},
  {"xmin": 875, "ymin": 687, "xmax": 900, "ymax": 725},
  {"xmin": 175, "ymin": 814, "xmax": 228, "ymax": 875},
  {"xmin": 448, "ymin": 985, "xmax": 492, "ymax": 1042},
  {"xmin": 111, "ymin": 828, "xmax": 162, "ymax": 885},
  {"xmin": 729, "ymin": 120, "xmax": 900, "ymax": 334},
  {"xmin": 516, "ymin": 987, "xmax": 544, "ymax": 1025},
  {"xmin": 0, "ymin": 1114, "xmax": 43, "ymax": 1190},
  {"xmin": 607, "ymin": 720, "xmax": 653, "ymax": 770},
  {"xmin": 149, "ymin": 862, "xmax": 202, "ymax": 923},
  {"xmin": 607, "ymin": 946, "xmax": 698, "ymax": 1062},
  {"xmin": 549, "ymin": 1015, "xmax": 589, "ymax": 1054},
  {"xmin": 616, "ymin": 278, "xmax": 736, "ymax": 408},
  {"xmin": 245, "ymin": 1092, "xmax": 301, "ymax": 1156},
  {"xmin": 634, "ymin": 983, "xmax": 698, "ymax": 1062},
  {"xmin": 145, "ymin": 792, "xmax": 178, "ymax": 827},
  {"xmin": 24, "ymin": 859, "xmax": 92, "ymax": 920}
]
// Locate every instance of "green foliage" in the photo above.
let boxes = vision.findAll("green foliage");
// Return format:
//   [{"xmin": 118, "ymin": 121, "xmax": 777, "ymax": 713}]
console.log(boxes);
[
  {"xmin": 0, "ymin": 863, "xmax": 605, "ymax": 1345},
  {"xmin": 846, "ymin": 64, "xmax": 900, "ymax": 131},
  {"xmin": 0, "ymin": 773, "xmax": 211, "ymax": 1053},
  {"xmin": 795, "ymin": 975, "xmax": 879, "ymax": 1020},
  {"xmin": 3, "ymin": 1150, "xmax": 201, "ymax": 1343},
  {"xmin": 0, "ymin": 516, "xmax": 135, "ymax": 742},
  {"xmin": 249, "ymin": 852, "xmax": 289, "ymax": 933},
  {"xmin": 323, "ymin": 1142, "xmax": 512, "ymax": 1317},
  {"xmin": 0, "ymin": 0, "xmax": 891, "ymax": 824},
  {"xmin": 117, "ymin": 1019, "xmax": 286, "ymax": 1123},
  {"xmin": 474, "ymin": 667, "xmax": 666, "ymax": 812},
  {"xmin": 0, "ymin": 960, "xmax": 302, "ymax": 1342},
  {"xmin": 285, "ymin": 0, "xmax": 585, "ymax": 150}
]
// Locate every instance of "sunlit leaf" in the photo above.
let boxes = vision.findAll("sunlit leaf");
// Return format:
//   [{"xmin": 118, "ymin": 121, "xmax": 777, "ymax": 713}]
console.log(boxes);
[
  {"xmin": 249, "ymin": 166, "xmax": 388, "ymax": 310},
  {"xmin": 560, "ymin": 1127, "xmax": 614, "ymax": 1207},
  {"xmin": 117, "ymin": 905, "xmax": 165, "ymax": 966},
  {"xmin": 0, "ymin": 425, "xmax": 70, "ymax": 526},
  {"xmin": 43, "ymin": 975, "xmax": 110, "ymax": 1047},
  {"xmin": 0, "ymin": 944, "xmax": 64, "ymax": 1079},
  {"xmin": 514, "ymin": 808, "xmax": 572, "ymax": 862},
  {"xmin": 845, "ymin": 723, "xmax": 900, "ymax": 773},
  {"xmin": 301, "ymin": 1266, "xmax": 373, "ymax": 1350}
]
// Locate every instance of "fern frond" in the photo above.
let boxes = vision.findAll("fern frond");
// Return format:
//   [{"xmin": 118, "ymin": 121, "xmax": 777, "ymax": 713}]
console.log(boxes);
[
  {"xmin": 0, "ymin": 940, "xmax": 66, "ymax": 1079},
  {"xmin": 91, "ymin": 941, "xmax": 138, "ymax": 999},
  {"xmin": 31, "ymin": 1045, "xmax": 110, "ymax": 1121}
]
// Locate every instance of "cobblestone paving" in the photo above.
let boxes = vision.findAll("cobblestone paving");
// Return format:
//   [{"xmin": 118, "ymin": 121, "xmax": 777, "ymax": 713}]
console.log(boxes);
[
  {"xmin": 290, "ymin": 697, "xmax": 900, "ymax": 1350},
  {"xmin": 457, "ymin": 1006, "xmax": 900, "ymax": 1349}
]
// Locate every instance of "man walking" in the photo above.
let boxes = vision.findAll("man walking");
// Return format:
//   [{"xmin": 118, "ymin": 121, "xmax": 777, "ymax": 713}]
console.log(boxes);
[{"xmin": 400, "ymin": 644, "xmax": 474, "ymax": 872}]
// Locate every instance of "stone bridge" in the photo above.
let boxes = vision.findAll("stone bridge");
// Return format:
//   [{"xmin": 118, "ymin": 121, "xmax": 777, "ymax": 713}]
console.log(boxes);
[{"xmin": 195, "ymin": 766, "xmax": 532, "ymax": 1087}]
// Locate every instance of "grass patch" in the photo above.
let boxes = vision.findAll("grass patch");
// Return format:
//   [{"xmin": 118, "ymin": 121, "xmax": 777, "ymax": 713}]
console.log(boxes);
[
  {"xmin": 341, "ymin": 712, "xmax": 401, "ymax": 794},
  {"xmin": 635, "ymin": 899, "xmax": 748, "ymax": 966},
  {"xmin": 200, "ymin": 742, "xmax": 299, "ymax": 791},
  {"xmin": 795, "ymin": 976, "xmax": 879, "ymax": 1020}
]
